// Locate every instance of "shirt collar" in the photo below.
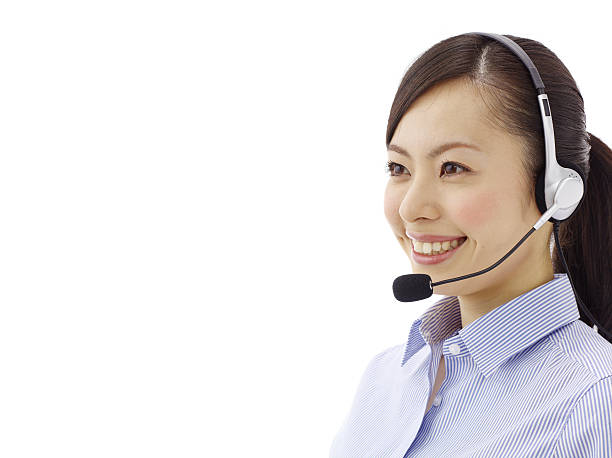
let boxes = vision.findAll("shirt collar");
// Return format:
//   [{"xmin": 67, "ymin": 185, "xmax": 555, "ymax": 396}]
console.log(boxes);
[{"xmin": 400, "ymin": 273, "xmax": 581, "ymax": 378}]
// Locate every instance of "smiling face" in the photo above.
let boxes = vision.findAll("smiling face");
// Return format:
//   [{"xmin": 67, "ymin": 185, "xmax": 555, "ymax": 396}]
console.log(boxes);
[{"xmin": 384, "ymin": 78, "xmax": 553, "ymax": 306}]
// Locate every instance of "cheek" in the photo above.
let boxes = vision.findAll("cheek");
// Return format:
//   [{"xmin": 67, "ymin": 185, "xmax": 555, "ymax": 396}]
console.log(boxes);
[{"xmin": 452, "ymin": 191, "xmax": 500, "ymax": 229}]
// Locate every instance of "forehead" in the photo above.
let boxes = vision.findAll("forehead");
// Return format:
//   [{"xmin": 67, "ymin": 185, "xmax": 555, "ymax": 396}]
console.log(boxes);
[{"xmin": 391, "ymin": 79, "xmax": 509, "ymax": 150}]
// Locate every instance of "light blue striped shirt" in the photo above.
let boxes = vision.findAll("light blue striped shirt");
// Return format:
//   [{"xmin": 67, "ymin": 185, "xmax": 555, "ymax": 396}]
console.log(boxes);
[{"xmin": 330, "ymin": 273, "xmax": 612, "ymax": 457}]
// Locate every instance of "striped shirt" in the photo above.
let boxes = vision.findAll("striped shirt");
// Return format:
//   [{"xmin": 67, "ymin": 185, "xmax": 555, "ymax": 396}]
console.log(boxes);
[{"xmin": 329, "ymin": 273, "xmax": 612, "ymax": 457}]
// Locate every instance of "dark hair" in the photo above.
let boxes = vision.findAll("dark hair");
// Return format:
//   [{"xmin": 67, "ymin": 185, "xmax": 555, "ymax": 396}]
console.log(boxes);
[{"xmin": 386, "ymin": 33, "xmax": 612, "ymax": 343}]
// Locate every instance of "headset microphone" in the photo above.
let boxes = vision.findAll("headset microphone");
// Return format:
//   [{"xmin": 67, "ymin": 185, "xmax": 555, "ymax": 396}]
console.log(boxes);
[{"xmin": 392, "ymin": 32, "xmax": 612, "ymax": 341}]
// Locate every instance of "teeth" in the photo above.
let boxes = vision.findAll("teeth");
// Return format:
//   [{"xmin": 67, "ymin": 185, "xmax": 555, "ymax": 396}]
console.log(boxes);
[{"xmin": 412, "ymin": 238, "xmax": 464, "ymax": 255}]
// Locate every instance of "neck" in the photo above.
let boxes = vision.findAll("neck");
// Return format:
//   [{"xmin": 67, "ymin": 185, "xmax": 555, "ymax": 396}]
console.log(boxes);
[{"xmin": 457, "ymin": 261, "xmax": 554, "ymax": 329}]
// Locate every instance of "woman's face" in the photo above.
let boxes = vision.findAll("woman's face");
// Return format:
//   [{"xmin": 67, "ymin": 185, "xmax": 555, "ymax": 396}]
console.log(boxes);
[{"xmin": 384, "ymin": 78, "xmax": 552, "ymax": 298}]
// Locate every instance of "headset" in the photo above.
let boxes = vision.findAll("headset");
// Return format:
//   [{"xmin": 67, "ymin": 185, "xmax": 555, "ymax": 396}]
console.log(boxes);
[{"xmin": 392, "ymin": 32, "xmax": 611, "ymax": 340}]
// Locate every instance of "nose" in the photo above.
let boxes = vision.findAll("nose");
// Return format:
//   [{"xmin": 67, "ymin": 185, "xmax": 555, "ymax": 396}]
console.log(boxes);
[{"xmin": 398, "ymin": 176, "xmax": 441, "ymax": 226}]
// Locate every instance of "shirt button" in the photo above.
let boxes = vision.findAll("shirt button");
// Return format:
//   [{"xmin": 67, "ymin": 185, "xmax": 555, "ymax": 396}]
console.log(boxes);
[
  {"xmin": 433, "ymin": 395, "xmax": 441, "ymax": 406},
  {"xmin": 449, "ymin": 343, "xmax": 460, "ymax": 355}
]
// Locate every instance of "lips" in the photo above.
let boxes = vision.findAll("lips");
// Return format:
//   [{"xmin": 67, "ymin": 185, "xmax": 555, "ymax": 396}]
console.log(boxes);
[{"xmin": 410, "ymin": 236, "xmax": 467, "ymax": 265}]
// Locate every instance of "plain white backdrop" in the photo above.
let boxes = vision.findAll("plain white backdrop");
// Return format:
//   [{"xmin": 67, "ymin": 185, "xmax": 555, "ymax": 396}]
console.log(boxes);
[{"xmin": 0, "ymin": 1, "xmax": 609, "ymax": 456}]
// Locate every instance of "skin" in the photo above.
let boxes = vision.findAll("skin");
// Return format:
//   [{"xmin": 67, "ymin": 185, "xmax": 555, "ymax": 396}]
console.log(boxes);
[{"xmin": 384, "ymin": 77, "xmax": 554, "ymax": 329}]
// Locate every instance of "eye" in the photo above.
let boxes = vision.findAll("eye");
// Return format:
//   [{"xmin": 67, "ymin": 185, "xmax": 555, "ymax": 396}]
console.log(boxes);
[
  {"xmin": 385, "ymin": 160, "xmax": 407, "ymax": 177},
  {"xmin": 385, "ymin": 160, "xmax": 470, "ymax": 178},
  {"xmin": 441, "ymin": 162, "xmax": 468, "ymax": 176}
]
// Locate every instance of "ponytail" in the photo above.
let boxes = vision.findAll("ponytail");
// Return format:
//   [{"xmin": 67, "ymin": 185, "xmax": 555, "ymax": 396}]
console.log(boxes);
[{"xmin": 552, "ymin": 132, "xmax": 612, "ymax": 342}]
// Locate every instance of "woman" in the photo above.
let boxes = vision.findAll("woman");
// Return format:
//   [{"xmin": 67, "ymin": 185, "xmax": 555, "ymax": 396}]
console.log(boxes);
[{"xmin": 329, "ymin": 33, "xmax": 612, "ymax": 457}]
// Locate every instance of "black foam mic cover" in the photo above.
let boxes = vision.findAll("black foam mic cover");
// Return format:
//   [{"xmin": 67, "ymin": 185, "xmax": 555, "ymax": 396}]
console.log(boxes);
[{"xmin": 393, "ymin": 273, "xmax": 433, "ymax": 302}]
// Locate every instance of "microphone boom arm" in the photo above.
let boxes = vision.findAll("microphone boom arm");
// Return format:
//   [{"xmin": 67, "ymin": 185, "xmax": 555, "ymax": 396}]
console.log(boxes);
[{"xmin": 432, "ymin": 203, "xmax": 559, "ymax": 287}]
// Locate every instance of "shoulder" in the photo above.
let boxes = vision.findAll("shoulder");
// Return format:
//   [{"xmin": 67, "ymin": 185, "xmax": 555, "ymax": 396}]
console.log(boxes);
[
  {"xmin": 552, "ymin": 375, "xmax": 612, "ymax": 457},
  {"xmin": 547, "ymin": 321, "xmax": 612, "ymax": 456},
  {"xmin": 362, "ymin": 343, "xmax": 405, "ymax": 376},
  {"xmin": 547, "ymin": 319, "xmax": 612, "ymax": 380},
  {"xmin": 351, "ymin": 343, "xmax": 405, "ymax": 392}
]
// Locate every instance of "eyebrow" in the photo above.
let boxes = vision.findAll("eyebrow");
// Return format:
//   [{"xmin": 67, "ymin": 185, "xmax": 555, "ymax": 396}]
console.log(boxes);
[{"xmin": 387, "ymin": 142, "xmax": 482, "ymax": 159}]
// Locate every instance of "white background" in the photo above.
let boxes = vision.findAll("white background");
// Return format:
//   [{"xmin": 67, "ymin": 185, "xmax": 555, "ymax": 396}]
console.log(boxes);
[{"xmin": 0, "ymin": 1, "xmax": 609, "ymax": 456}]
